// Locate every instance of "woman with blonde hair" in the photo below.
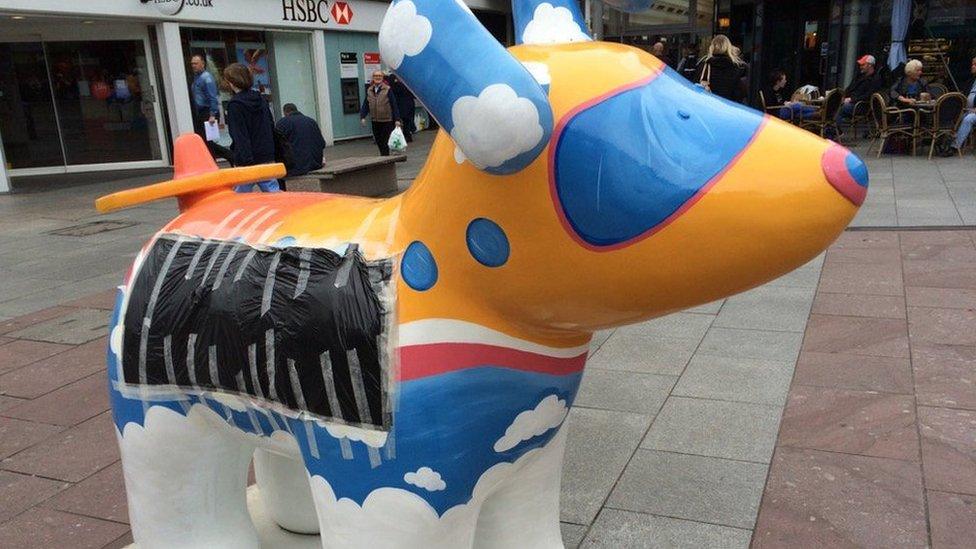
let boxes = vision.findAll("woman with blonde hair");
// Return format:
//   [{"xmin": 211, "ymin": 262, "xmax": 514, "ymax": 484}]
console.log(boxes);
[
  {"xmin": 890, "ymin": 59, "xmax": 930, "ymax": 106},
  {"xmin": 696, "ymin": 34, "xmax": 747, "ymax": 102}
]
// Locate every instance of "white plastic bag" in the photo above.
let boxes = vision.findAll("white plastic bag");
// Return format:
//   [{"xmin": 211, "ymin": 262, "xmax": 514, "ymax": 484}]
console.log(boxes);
[{"xmin": 388, "ymin": 126, "xmax": 407, "ymax": 153}]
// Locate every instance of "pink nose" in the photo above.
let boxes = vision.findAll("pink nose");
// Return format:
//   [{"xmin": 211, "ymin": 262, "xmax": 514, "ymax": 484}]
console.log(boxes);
[{"xmin": 821, "ymin": 144, "xmax": 869, "ymax": 206}]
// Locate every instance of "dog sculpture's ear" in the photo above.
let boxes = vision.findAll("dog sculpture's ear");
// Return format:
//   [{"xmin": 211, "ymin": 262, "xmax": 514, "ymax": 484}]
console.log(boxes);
[{"xmin": 379, "ymin": 0, "xmax": 553, "ymax": 175}]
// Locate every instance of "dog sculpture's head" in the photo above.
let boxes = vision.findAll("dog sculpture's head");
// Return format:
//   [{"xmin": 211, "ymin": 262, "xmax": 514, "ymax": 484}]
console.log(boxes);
[{"xmin": 384, "ymin": 0, "xmax": 867, "ymax": 332}]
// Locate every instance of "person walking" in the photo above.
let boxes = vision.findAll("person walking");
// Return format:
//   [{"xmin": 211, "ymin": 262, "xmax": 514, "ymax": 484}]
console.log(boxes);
[
  {"xmin": 223, "ymin": 63, "xmax": 279, "ymax": 192},
  {"xmin": 360, "ymin": 71, "xmax": 402, "ymax": 156},
  {"xmin": 189, "ymin": 54, "xmax": 233, "ymax": 164},
  {"xmin": 388, "ymin": 74, "xmax": 416, "ymax": 143},
  {"xmin": 696, "ymin": 35, "xmax": 747, "ymax": 102},
  {"xmin": 276, "ymin": 103, "xmax": 326, "ymax": 177}
]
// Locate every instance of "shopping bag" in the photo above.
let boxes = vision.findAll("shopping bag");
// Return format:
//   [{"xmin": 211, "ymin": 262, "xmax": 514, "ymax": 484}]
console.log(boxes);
[
  {"xmin": 204, "ymin": 121, "xmax": 221, "ymax": 142},
  {"xmin": 388, "ymin": 126, "xmax": 407, "ymax": 152}
]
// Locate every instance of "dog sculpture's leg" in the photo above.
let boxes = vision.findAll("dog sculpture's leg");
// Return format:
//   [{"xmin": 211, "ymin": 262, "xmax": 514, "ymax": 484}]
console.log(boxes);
[
  {"xmin": 118, "ymin": 404, "xmax": 259, "ymax": 549},
  {"xmin": 253, "ymin": 447, "xmax": 320, "ymax": 534},
  {"xmin": 473, "ymin": 428, "xmax": 569, "ymax": 549}
]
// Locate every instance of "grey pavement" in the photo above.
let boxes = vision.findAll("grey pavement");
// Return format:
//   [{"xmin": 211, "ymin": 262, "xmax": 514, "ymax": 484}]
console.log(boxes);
[{"xmin": 0, "ymin": 130, "xmax": 974, "ymax": 548}]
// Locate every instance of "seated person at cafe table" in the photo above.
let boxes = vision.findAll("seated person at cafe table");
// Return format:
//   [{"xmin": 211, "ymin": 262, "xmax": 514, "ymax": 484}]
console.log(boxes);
[
  {"xmin": 941, "ymin": 56, "xmax": 976, "ymax": 157},
  {"xmin": 761, "ymin": 70, "xmax": 817, "ymax": 120},
  {"xmin": 836, "ymin": 54, "xmax": 884, "ymax": 126},
  {"xmin": 890, "ymin": 59, "xmax": 931, "ymax": 106}
]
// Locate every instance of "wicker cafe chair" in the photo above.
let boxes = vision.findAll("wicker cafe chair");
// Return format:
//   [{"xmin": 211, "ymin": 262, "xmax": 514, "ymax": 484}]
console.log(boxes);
[
  {"xmin": 923, "ymin": 92, "xmax": 966, "ymax": 159},
  {"xmin": 868, "ymin": 92, "xmax": 918, "ymax": 158},
  {"xmin": 928, "ymin": 82, "xmax": 948, "ymax": 98},
  {"xmin": 800, "ymin": 88, "xmax": 843, "ymax": 137},
  {"xmin": 846, "ymin": 99, "xmax": 872, "ymax": 140},
  {"xmin": 759, "ymin": 90, "xmax": 793, "ymax": 123}
]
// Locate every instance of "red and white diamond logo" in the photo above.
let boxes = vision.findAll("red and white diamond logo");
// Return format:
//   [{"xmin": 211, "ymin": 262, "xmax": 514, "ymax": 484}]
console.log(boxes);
[{"xmin": 331, "ymin": 1, "xmax": 353, "ymax": 24}]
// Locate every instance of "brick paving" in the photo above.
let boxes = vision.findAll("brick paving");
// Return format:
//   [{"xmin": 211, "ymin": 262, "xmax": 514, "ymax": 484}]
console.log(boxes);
[
  {"xmin": 0, "ymin": 132, "xmax": 974, "ymax": 547},
  {"xmin": 754, "ymin": 229, "xmax": 976, "ymax": 548}
]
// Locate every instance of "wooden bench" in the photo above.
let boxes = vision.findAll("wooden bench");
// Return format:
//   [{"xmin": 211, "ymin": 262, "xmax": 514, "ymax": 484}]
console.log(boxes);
[{"xmin": 286, "ymin": 155, "xmax": 406, "ymax": 197}]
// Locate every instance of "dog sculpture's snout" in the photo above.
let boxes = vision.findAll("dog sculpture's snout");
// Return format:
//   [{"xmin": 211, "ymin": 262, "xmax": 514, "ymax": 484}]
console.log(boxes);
[{"xmin": 821, "ymin": 144, "xmax": 869, "ymax": 206}]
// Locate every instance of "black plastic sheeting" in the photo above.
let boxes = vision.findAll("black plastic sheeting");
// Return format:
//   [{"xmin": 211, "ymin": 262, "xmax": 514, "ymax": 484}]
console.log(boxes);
[{"xmin": 121, "ymin": 234, "xmax": 393, "ymax": 430}]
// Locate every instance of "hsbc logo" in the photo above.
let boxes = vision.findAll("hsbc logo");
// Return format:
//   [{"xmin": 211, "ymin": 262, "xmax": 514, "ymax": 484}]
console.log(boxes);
[
  {"xmin": 281, "ymin": 0, "xmax": 331, "ymax": 23},
  {"xmin": 331, "ymin": 1, "xmax": 353, "ymax": 24}
]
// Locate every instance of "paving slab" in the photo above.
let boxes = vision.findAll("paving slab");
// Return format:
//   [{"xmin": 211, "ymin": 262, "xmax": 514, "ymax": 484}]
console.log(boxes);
[
  {"xmin": 587, "ymin": 333, "xmax": 700, "ymax": 376},
  {"xmin": 2, "ymin": 372, "xmax": 111, "ymax": 427},
  {"xmin": 696, "ymin": 327, "xmax": 803, "ymax": 363},
  {"xmin": 5, "ymin": 308, "xmax": 111, "ymax": 345},
  {"xmin": 0, "ymin": 507, "xmax": 130, "ymax": 549},
  {"xmin": 560, "ymin": 407, "xmax": 651, "ymax": 525},
  {"xmin": 792, "ymin": 351, "xmax": 914, "ymax": 394},
  {"xmin": 712, "ymin": 286, "xmax": 815, "ymax": 333},
  {"xmin": 0, "ymin": 337, "xmax": 109, "ymax": 399},
  {"xmin": 927, "ymin": 490, "xmax": 976, "ymax": 549},
  {"xmin": 44, "ymin": 461, "xmax": 128, "ymax": 524},
  {"xmin": 918, "ymin": 406, "xmax": 976, "ymax": 495},
  {"xmin": 810, "ymin": 292, "xmax": 907, "ymax": 319},
  {"xmin": 641, "ymin": 397, "xmax": 781, "ymax": 463},
  {"xmin": 0, "ymin": 416, "xmax": 64, "ymax": 460},
  {"xmin": 911, "ymin": 343, "xmax": 976, "ymax": 410},
  {"xmin": 0, "ymin": 471, "xmax": 69, "ymax": 523},
  {"xmin": 778, "ymin": 385, "xmax": 919, "ymax": 462},
  {"xmin": 753, "ymin": 447, "xmax": 927, "ymax": 548},
  {"xmin": 574, "ymin": 368, "xmax": 675, "ymax": 416},
  {"xmin": 672, "ymin": 354, "xmax": 795, "ymax": 406},
  {"xmin": 615, "ymin": 313, "xmax": 714, "ymax": 341},
  {"xmin": 582, "ymin": 508, "xmax": 751, "ymax": 549},
  {"xmin": 560, "ymin": 523, "xmax": 587, "ymax": 549},
  {"xmin": 606, "ymin": 449, "xmax": 767, "ymax": 529},
  {"xmin": 0, "ymin": 339, "xmax": 72, "ymax": 374},
  {"xmin": 801, "ymin": 314, "xmax": 909, "ymax": 358},
  {"xmin": 2, "ymin": 412, "xmax": 120, "ymax": 483}
]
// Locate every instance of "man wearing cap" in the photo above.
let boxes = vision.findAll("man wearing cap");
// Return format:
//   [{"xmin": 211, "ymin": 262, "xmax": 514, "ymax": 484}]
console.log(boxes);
[{"xmin": 836, "ymin": 55, "xmax": 884, "ymax": 131}]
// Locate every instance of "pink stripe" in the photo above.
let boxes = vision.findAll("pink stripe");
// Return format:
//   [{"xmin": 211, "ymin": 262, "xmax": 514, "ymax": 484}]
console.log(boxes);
[
  {"xmin": 548, "ymin": 74, "xmax": 770, "ymax": 253},
  {"xmin": 398, "ymin": 343, "xmax": 587, "ymax": 381}
]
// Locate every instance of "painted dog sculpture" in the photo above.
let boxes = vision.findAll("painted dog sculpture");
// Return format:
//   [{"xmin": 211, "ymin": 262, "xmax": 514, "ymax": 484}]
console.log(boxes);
[{"xmin": 98, "ymin": 1, "xmax": 868, "ymax": 547}]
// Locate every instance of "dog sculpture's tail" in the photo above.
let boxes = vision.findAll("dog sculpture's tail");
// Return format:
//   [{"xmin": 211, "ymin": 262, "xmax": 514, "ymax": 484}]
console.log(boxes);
[{"xmin": 95, "ymin": 134, "xmax": 284, "ymax": 214}]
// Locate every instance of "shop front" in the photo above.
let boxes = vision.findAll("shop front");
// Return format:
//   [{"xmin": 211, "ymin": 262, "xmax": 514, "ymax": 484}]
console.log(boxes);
[
  {"xmin": 0, "ymin": 0, "xmax": 513, "ymax": 192},
  {"xmin": 711, "ymin": 0, "xmax": 976, "ymax": 107}
]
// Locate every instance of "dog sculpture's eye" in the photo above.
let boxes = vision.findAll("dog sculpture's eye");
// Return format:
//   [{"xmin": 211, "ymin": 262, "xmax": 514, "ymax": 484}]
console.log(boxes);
[{"xmin": 551, "ymin": 67, "xmax": 764, "ymax": 248}]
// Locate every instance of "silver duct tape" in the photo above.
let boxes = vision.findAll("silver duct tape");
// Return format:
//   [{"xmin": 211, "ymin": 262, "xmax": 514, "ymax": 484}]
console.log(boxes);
[
  {"xmin": 319, "ymin": 351, "xmax": 344, "ymax": 422},
  {"xmin": 339, "ymin": 437, "xmax": 354, "ymax": 460},
  {"xmin": 236, "ymin": 372, "xmax": 264, "ymax": 435},
  {"xmin": 261, "ymin": 252, "xmax": 281, "ymax": 316},
  {"xmin": 187, "ymin": 333, "xmax": 198, "ymax": 387},
  {"xmin": 212, "ymin": 241, "xmax": 244, "ymax": 291},
  {"xmin": 346, "ymin": 349, "xmax": 373, "ymax": 425},
  {"xmin": 233, "ymin": 249, "xmax": 258, "ymax": 283},
  {"xmin": 140, "ymin": 237, "xmax": 185, "ymax": 385},
  {"xmin": 265, "ymin": 329, "xmax": 277, "ymax": 400},
  {"xmin": 293, "ymin": 248, "xmax": 312, "ymax": 298},
  {"xmin": 208, "ymin": 345, "xmax": 220, "ymax": 386},
  {"xmin": 184, "ymin": 241, "xmax": 210, "ymax": 280},
  {"xmin": 248, "ymin": 343, "xmax": 264, "ymax": 399},
  {"xmin": 287, "ymin": 359, "xmax": 309, "ymax": 411},
  {"xmin": 304, "ymin": 421, "xmax": 320, "ymax": 459},
  {"xmin": 367, "ymin": 447, "xmax": 382, "ymax": 468}
]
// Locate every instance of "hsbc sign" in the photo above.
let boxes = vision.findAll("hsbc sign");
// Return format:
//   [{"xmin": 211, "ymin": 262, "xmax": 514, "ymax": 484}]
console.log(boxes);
[
  {"xmin": 331, "ymin": 1, "xmax": 353, "ymax": 24},
  {"xmin": 280, "ymin": 0, "xmax": 352, "ymax": 25}
]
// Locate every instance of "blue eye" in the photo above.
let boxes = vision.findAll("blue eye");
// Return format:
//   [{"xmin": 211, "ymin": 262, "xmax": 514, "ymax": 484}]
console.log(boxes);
[{"xmin": 552, "ymin": 67, "xmax": 764, "ymax": 248}]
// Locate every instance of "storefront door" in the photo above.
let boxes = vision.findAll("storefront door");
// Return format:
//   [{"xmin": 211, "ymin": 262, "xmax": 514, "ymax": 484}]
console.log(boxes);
[
  {"xmin": 763, "ymin": 1, "xmax": 830, "ymax": 90},
  {"xmin": 0, "ymin": 26, "xmax": 168, "ymax": 174}
]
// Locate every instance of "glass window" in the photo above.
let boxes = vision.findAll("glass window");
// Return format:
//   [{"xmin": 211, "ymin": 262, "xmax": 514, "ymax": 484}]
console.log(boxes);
[
  {"xmin": 269, "ymin": 32, "xmax": 317, "ymax": 121},
  {"xmin": 45, "ymin": 40, "xmax": 162, "ymax": 166},
  {"xmin": 0, "ymin": 43, "xmax": 65, "ymax": 169}
]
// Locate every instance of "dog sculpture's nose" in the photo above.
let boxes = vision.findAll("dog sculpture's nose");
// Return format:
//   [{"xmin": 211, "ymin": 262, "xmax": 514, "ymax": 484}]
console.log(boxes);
[{"xmin": 821, "ymin": 144, "xmax": 869, "ymax": 206}]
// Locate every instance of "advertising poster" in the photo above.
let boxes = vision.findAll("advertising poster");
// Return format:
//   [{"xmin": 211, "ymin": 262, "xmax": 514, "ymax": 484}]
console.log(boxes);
[
  {"xmin": 363, "ymin": 52, "xmax": 382, "ymax": 79},
  {"xmin": 236, "ymin": 44, "xmax": 271, "ymax": 94},
  {"xmin": 340, "ymin": 52, "xmax": 359, "ymax": 79}
]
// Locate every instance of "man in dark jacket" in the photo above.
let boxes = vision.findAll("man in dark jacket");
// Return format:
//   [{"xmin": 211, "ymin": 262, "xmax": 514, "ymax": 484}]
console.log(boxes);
[
  {"xmin": 360, "ymin": 71, "xmax": 401, "ymax": 156},
  {"xmin": 388, "ymin": 74, "xmax": 416, "ymax": 142},
  {"xmin": 836, "ymin": 55, "xmax": 884, "ymax": 128},
  {"xmin": 224, "ymin": 63, "xmax": 279, "ymax": 192},
  {"xmin": 276, "ymin": 103, "xmax": 325, "ymax": 176}
]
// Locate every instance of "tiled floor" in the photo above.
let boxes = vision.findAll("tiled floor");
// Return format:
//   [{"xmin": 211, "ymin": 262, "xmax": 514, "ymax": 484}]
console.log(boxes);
[{"xmin": 1, "ymin": 132, "xmax": 975, "ymax": 547}]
